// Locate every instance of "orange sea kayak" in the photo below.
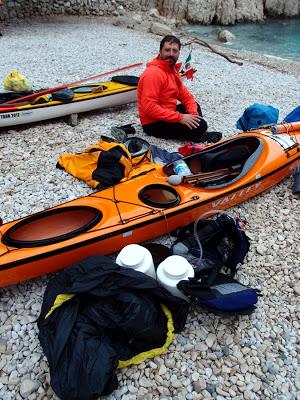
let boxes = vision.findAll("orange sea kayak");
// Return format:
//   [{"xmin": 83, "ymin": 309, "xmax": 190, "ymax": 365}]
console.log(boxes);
[{"xmin": 0, "ymin": 122, "xmax": 299, "ymax": 287}]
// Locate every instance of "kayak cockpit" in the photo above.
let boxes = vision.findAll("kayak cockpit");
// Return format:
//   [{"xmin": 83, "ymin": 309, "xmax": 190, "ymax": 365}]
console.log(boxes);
[
  {"xmin": 0, "ymin": 76, "xmax": 139, "ymax": 106},
  {"xmin": 2, "ymin": 206, "xmax": 102, "ymax": 248},
  {"xmin": 163, "ymin": 136, "xmax": 263, "ymax": 188}
]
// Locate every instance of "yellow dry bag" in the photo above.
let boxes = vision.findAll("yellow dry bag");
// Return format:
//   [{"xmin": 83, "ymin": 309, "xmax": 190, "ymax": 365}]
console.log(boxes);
[{"xmin": 3, "ymin": 71, "xmax": 31, "ymax": 92}]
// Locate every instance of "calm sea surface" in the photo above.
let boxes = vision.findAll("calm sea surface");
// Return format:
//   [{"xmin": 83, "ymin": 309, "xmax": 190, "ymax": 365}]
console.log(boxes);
[{"xmin": 185, "ymin": 18, "xmax": 300, "ymax": 62}]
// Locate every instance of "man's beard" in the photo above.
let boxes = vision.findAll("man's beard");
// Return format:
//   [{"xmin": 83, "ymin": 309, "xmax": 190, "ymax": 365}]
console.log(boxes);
[{"xmin": 167, "ymin": 57, "xmax": 176, "ymax": 65}]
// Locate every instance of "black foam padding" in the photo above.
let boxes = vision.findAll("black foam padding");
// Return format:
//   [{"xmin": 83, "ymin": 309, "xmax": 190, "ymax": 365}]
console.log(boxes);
[{"xmin": 111, "ymin": 75, "xmax": 139, "ymax": 86}]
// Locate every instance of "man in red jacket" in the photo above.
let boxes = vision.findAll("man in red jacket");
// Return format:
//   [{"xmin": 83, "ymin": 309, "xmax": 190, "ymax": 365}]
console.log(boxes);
[{"xmin": 138, "ymin": 35, "xmax": 219, "ymax": 143}]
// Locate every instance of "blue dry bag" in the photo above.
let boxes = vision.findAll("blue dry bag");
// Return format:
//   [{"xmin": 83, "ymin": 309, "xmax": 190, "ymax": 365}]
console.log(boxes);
[
  {"xmin": 283, "ymin": 105, "xmax": 300, "ymax": 123},
  {"xmin": 236, "ymin": 103, "xmax": 279, "ymax": 131}
]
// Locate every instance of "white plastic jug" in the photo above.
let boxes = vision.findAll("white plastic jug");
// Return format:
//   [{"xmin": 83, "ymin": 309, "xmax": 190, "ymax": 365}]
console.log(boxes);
[
  {"xmin": 156, "ymin": 255, "xmax": 194, "ymax": 300},
  {"xmin": 116, "ymin": 244, "xmax": 156, "ymax": 279}
]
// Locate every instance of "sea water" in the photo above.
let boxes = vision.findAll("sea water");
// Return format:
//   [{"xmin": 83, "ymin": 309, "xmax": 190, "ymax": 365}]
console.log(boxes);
[{"xmin": 185, "ymin": 18, "xmax": 300, "ymax": 62}]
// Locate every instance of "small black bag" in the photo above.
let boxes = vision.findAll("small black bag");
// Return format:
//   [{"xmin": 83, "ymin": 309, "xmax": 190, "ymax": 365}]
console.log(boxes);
[{"xmin": 52, "ymin": 88, "xmax": 74, "ymax": 102}]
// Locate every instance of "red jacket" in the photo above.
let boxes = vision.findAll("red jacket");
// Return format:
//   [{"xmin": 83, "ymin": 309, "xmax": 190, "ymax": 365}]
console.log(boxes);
[{"xmin": 137, "ymin": 56, "xmax": 198, "ymax": 126}]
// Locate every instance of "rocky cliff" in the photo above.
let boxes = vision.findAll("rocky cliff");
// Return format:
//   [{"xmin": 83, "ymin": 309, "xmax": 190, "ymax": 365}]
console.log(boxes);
[
  {"xmin": 154, "ymin": 0, "xmax": 300, "ymax": 24},
  {"xmin": 2, "ymin": 0, "xmax": 300, "ymax": 24}
]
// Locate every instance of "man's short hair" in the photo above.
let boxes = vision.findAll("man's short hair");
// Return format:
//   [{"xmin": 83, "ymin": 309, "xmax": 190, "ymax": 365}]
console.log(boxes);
[{"xmin": 159, "ymin": 35, "xmax": 181, "ymax": 51}]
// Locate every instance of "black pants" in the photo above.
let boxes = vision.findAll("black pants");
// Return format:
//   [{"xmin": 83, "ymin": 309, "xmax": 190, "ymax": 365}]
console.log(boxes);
[{"xmin": 143, "ymin": 103, "xmax": 208, "ymax": 142}]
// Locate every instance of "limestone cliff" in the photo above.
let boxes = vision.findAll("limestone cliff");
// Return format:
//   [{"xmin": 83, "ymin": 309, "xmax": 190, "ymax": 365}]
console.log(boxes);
[
  {"xmin": 2, "ymin": 0, "xmax": 300, "ymax": 23},
  {"xmin": 153, "ymin": 0, "xmax": 299, "ymax": 24}
]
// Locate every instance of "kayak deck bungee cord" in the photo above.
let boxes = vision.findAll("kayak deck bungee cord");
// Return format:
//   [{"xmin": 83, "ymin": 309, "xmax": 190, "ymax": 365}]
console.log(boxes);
[
  {"xmin": 0, "ymin": 122, "xmax": 299, "ymax": 287},
  {"xmin": 0, "ymin": 75, "xmax": 139, "ymax": 128}
]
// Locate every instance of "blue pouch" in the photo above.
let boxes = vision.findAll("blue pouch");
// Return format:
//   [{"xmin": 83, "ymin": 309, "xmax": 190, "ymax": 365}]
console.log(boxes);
[{"xmin": 177, "ymin": 274, "xmax": 259, "ymax": 314}]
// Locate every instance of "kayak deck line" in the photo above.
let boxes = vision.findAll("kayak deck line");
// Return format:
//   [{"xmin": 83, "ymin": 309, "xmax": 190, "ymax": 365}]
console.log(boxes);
[
  {"xmin": 0, "ymin": 125, "xmax": 299, "ymax": 286},
  {"xmin": 0, "ymin": 160, "xmax": 295, "ymax": 273},
  {"xmin": 0, "ymin": 77, "xmax": 138, "ymax": 128},
  {"xmin": 3, "ymin": 62, "xmax": 142, "ymax": 105},
  {"xmin": 0, "ymin": 87, "xmax": 136, "ymax": 113}
]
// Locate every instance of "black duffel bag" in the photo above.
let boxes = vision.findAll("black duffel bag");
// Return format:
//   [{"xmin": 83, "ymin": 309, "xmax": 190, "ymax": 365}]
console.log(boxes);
[{"xmin": 52, "ymin": 88, "xmax": 74, "ymax": 102}]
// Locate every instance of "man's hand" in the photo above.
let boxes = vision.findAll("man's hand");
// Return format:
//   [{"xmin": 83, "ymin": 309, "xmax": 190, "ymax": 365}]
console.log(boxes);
[{"xmin": 180, "ymin": 114, "xmax": 202, "ymax": 130}]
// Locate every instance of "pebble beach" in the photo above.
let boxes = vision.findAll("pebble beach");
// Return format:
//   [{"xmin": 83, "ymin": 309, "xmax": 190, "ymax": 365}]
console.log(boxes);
[{"xmin": 0, "ymin": 16, "xmax": 300, "ymax": 400}]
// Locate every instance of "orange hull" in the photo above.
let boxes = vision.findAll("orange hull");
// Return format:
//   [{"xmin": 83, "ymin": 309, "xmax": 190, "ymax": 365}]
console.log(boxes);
[{"xmin": 0, "ymin": 122, "xmax": 299, "ymax": 287}]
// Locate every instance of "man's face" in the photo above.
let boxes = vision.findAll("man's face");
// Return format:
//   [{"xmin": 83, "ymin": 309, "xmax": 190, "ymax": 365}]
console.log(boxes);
[{"xmin": 159, "ymin": 41, "xmax": 180, "ymax": 66}]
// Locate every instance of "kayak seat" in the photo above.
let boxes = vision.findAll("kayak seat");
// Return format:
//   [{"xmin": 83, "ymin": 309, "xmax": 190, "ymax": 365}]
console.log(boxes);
[
  {"xmin": 197, "ymin": 139, "xmax": 263, "ymax": 188},
  {"xmin": 200, "ymin": 145, "xmax": 251, "ymax": 173},
  {"xmin": 163, "ymin": 136, "xmax": 264, "ymax": 189}
]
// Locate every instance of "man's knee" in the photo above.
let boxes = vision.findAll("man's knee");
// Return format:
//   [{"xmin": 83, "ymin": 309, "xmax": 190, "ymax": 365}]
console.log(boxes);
[
  {"xmin": 176, "ymin": 102, "xmax": 203, "ymax": 117},
  {"xmin": 198, "ymin": 118, "xmax": 208, "ymax": 134}
]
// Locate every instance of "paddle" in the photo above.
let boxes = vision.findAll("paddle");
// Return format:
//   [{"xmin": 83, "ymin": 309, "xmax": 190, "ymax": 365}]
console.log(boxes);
[
  {"xmin": 183, "ymin": 165, "xmax": 241, "ymax": 185},
  {"xmin": 2, "ymin": 62, "xmax": 142, "ymax": 106}
]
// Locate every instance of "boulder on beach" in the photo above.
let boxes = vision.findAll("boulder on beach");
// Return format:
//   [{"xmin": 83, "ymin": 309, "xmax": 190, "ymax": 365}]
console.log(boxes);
[
  {"xmin": 218, "ymin": 29, "xmax": 236, "ymax": 42},
  {"xmin": 149, "ymin": 21, "xmax": 172, "ymax": 36}
]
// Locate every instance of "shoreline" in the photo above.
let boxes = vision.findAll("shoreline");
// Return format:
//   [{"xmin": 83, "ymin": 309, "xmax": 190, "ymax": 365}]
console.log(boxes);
[
  {"xmin": 176, "ymin": 29, "xmax": 300, "ymax": 78},
  {"xmin": 2, "ymin": 14, "xmax": 300, "ymax": 78},
  {"xmin": 0, "ymin": 17, "xmax": 299, "ymax": 400}
]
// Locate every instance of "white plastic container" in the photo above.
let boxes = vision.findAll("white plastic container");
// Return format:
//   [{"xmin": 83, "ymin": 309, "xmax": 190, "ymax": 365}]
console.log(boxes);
[
  {"xmin": 116, "ymin": 244, "xmax": 156, "ymax": 279},
  {"xmin": 156, "ymin": 255, "xmax": 194, "ymax": 300},
  {"xmin": 173, "ymin": 159, "xmax": 192, "ymax": 176}
]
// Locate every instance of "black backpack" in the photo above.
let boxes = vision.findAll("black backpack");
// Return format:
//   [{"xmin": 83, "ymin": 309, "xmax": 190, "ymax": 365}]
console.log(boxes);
[{"xmin": 172, "ymin": 214, "xmax": 259, "ymax": 314}]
